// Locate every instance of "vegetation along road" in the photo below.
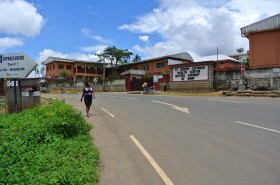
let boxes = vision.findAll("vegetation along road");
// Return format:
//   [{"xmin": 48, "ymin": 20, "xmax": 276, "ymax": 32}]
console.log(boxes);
[{"xmin": 43, "ymin": 93, "xmax": 280, "ymax": 185}]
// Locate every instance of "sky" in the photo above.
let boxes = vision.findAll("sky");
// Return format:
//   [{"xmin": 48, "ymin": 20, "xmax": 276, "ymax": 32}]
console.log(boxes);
[{"xmin": 0, "ymin": 0, "xmax": 279, "ymax": 71}]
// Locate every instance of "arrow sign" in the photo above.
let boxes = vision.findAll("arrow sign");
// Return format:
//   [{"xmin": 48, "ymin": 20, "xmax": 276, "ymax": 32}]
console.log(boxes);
[
  {"xmin": 152, "ymin": 100, "xmax": 190, "ymax": 114},
  {"xmin": 0, "ymin": 53, "xmax": 37, "ymax": 78}
]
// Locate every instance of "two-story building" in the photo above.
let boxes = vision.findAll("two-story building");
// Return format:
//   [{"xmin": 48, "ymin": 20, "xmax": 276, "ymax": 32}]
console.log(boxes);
[
  {"xmin": 241, "ymin": 14, "xmax": 280, "ymax": 89},
  {"xmin": 44, "ymin": 57, "xmax": 104, "ymax": 82}
]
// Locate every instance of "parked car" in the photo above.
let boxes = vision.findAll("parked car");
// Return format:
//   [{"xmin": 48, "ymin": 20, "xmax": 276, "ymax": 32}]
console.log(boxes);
[{"xmin": 251, "ymin": 84, "xmax": 268, "ymax": 91}]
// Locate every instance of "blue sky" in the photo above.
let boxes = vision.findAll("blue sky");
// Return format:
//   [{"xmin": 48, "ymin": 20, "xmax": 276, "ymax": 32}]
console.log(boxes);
[{"xmin": 0, "ymin": 0, "xmax": 279, "ymax": 70}]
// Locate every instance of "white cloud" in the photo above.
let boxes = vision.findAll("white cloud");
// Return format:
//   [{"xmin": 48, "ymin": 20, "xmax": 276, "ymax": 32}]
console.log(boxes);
[
  {"xmin": 81, "ymin": 45, "xmax": 108, "ymax": 53},
  {"xmin": 82, "ymin": 28, "xmax": 115, "ymax": 45},
  {"xmin": 139, "ymin": 36, "xmax": 149, "ymax": 42},
  {"xmin": 0, "ymin": 0, "xmax": 44, "ymax": 52},
  {"xmin": 0, "ymin": 0, "xmax": 44, "ymax": 37},
  {"xmin": 0, "ymin": 37, "xmax": 24, "ymax": 51},
  {"xmin": 120, "ymin": 0, "xmax": 280, "ymax": 58}
]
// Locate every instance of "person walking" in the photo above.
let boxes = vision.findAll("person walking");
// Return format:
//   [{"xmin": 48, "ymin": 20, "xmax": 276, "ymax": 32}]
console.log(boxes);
[
  {"xmin": 81, "ymin": 82, "xmax": 95, "ymax": 117},
  {"xmin": 163, "ymin": 81, "xmax": 167, "ymax": 91}
]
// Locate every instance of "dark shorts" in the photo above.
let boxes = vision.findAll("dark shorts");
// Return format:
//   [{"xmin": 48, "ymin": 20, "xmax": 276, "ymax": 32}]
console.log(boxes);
[{"xmin": 84, "ymin": 95, "xmax": 92, "ymax": 106}]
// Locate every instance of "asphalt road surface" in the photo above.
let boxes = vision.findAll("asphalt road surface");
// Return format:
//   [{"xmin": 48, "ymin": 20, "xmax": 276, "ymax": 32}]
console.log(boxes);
[{"xmin": 43, "ymin": 93, "xmax": 280, "ymax": 185}]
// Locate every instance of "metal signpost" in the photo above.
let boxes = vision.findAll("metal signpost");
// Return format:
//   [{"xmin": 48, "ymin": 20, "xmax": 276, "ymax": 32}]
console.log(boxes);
[
  {"xmin": 241, "ymin": 64, "xmax": 245, "ymax": 74},
  {"xmin": 240, "ymin": 64, "xmax": 246, "ymax": 91},
  {"xmin": 0, "ymin": 53, "xmax": 37, "ymax": 112}
]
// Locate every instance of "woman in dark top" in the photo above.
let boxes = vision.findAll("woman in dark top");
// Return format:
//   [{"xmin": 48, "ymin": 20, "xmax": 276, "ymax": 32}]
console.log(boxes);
[{"xmin": 81, "ymin": 82, "xmax": 95, "ymax": 117}]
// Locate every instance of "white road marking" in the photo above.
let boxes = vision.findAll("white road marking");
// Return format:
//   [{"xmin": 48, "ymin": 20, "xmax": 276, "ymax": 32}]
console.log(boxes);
[
  {"xmin": 101, "ymin": 108, "xmax": 115, "ymax": 118},
  {"xmin": 236, "ymin": 121, "xmax": 280, "ymax": 134},
  {"xmin": 152, "ymin": 100, "xmax": 190, "ymax": 114},
  {"xmin": 209, "ymin": 99, "xmax": 244, "ymax": 104},
  {"xmin": 122, "ymin": 97, "xmax": 138, "ymax": 100},
  {"xmin": 152, "ymin": 100, "xmax": 175, "ymax": 107},
  {"xmin": 130, "ymin": 135, "xmax": 174, "ymax": 185},
  {"xmin": 171, "ymin": 106, "xmax": 190, "ymax": 114}
]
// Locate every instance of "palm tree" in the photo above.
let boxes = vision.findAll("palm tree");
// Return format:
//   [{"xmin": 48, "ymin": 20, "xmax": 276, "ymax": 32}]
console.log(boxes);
[{"xmin": 132, "ymin": 54, "xmax": 141, "ymax": 62}]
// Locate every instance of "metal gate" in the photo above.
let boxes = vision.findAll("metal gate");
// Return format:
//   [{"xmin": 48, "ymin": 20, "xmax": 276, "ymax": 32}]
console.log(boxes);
[{"xmin": 131, "ymin": 77, "xmax": 153, "ymax": 91}]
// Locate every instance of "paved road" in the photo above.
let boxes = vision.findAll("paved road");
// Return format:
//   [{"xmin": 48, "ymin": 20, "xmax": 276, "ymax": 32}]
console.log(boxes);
[{"xmin": 43, "ymin": 93, "xmax": 280, "ymax": 185}]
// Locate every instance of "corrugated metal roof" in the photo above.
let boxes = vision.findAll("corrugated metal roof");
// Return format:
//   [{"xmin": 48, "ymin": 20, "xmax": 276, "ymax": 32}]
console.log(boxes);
[
  {"xmin": 123, "ymin": 52, "xmax": 194, "ymax": 65},
  {"xmin": 241, "ymin": 14, "xmax": 280, "ymax": 36},
  {"xmin": 43, "ymin": 56, "xmax": 99, "ymax": 65},
  {"xmin": 194, "ymin": 54, "xmax": 239, "ymax": 62}
]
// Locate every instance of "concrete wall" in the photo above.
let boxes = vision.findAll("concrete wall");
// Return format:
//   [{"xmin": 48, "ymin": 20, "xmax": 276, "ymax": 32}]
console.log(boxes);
[
  {"xmin": 47, "ymin": 79, "xmax": 126, "ymax": 92},
  {"xmin": 214, "ymin": 68, "xmax": 280, "ymax": 90}
]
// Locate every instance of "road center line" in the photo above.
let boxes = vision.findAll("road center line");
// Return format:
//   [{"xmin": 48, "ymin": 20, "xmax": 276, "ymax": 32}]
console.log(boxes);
[
  {"xmin": 209, "ymin": 99, "xmax": 244, "ymax": 103},
  {"xmin": 122, "ymin": 97, "xmax": 138, "ymax": 100},
  {"xmin": 235, "ymin": 121, "xmax": 280, "ymax": 134},
  {"xmin": 130, "ymin": 135, "xmax": 174, "ymax": 185},
  {"xmin": 101, "ymin": 108, "xmax": 115, "ymax": 118}
]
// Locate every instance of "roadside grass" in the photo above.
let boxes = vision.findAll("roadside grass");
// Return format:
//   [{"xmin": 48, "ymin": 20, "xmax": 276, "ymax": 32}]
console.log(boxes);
[{"xmin": 0, "ymin": 100, "xmax": 99, "ymax": 185}]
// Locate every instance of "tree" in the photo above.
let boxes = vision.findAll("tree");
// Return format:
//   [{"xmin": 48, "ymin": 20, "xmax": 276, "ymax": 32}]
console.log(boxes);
[
  {"xmin": 60, "ymin": 70, "xmax": 69, "ymax": 79},
  {"xmin": 132, "ymin": 54, "xmax": 141, "ymax": 62},
  {"xmin": 40, "ymin": 67, "xmax": 46, "ymax": 77},
  {"xmin": 35, "ymin": 67, "xmax": 40, "ymax": 77},
  {"xmin": 96, "ymin": 46, "xmax": 133, "ymax": 79}
]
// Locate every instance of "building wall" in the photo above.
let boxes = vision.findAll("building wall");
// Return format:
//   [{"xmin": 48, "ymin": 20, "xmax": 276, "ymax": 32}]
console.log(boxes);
[
  {"xmin": 249, "ymin": 30, "xmax": 280, "ymax": 69},
  {"xmin": 46, "ymin": 61, "xmax": 103, "ymax": 79},
  {"xmin": 128, "ymin": 58, "xmax": 169, "ymax": 75},
  {"xmin": 216, "ymin": 61, "xmax": 239, "ymax": 71},
  {"xmin": 46, "ymin": 62, "xmax": 74, "ymax": 77}
]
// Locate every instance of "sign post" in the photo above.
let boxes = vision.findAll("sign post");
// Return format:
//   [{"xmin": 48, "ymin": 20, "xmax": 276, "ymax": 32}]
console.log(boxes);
[
  {"xmin": 0, "ymin": 53, "xmax": 37, "ymax": 113},
  {"xmin": 241, "ymin": 64, "xmax": 245, "ymax": 74},
  {"xmin": 240, "ymin": 64, "xmax": 246, "ymax": 91}
]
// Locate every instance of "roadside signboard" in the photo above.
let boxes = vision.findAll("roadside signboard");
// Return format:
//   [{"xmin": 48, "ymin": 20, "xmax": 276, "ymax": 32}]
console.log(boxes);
[
  {"xmin": 0, "ymin": 53, "xmax": 37, "ymax": 79},
  {"xmin": 173, "ymin": 65, "xmax": 208, "ymax": 81},
  {"xmin": 241, "ymin": 64, "xmax": 245, "ymax": 74}
]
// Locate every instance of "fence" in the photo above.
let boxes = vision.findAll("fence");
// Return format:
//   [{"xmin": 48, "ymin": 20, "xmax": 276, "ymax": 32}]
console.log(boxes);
[{"xmin": 47, "ymin": 79, "xmax": 126, "ymax": 93}]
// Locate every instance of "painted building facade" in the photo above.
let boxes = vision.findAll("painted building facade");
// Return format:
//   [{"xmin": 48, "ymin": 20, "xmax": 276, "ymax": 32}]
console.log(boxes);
[
  {"xmin": 44, "ymin": 57, "xmax": 104, "ymax": 82},
  {"xmin": 241, "ymin": 14, "xmax": 280, "ymax": 89},
  {"xmin": 241, "ymin": 14, "xmax": 280, "ymax": 69}
]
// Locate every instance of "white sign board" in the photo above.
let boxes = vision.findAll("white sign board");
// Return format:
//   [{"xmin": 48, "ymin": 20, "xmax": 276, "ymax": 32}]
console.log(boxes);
[
  {"xmin": 0, "ymin": 53, "xmax": 37, "ymax": 78},
  {"xmin": 173, "ymin": 65, "xmax": 208, "ymax": 81},
  {"xmin": 33, "ymin": 91, "xmax": 41, "ymax": 96}
]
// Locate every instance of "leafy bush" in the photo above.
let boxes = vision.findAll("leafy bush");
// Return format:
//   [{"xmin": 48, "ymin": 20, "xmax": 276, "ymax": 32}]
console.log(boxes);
[{"xmin": 0, "ymin": 100, "xmax": 99, "ymax": 185}]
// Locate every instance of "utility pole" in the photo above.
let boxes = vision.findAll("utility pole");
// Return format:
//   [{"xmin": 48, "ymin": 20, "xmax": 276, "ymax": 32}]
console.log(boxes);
[{"xmin": 102, "ymin": 57, "xmax": 105, "ymax": 92}]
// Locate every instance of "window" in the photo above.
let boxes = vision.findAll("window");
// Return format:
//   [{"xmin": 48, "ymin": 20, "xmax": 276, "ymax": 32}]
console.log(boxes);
[
  {"xmin": 53, "ymin": 65, "xmax": 55, "ymax": 69},
  {"xmin": 156, "ymin": 62, "xmax": 165, "ymax": 68},
  {"xmin": 47, "ymin": 66, "xmax": 49, "ymax": 71},
  {"xmin": 142, "ymin": 64, "xmax": 149, "ymax": 70},
  {"xmin": 58, "ymin": 64, "xmax": 64, "ymax": 69},
  {"xmin": 66, "ymin": 65, "xmax": 71, "ymax": 70},
  {"xmin": 133, "ymin": 66, "xmax": 138, "ymax": 70}
]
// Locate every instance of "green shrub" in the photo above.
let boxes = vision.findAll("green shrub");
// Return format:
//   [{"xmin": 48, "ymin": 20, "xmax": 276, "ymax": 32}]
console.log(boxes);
[{"xmin": 0, "ymin": 100, "xmax": 99, "ymax": 185}]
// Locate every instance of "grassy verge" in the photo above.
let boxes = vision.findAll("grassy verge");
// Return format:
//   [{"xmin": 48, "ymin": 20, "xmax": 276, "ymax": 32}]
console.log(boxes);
[{"xmin": 0, "ymin": 100, "xmax": 99, "ymax": 185}]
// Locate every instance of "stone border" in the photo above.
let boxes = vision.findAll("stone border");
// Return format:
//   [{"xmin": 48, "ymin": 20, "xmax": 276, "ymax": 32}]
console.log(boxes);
[{"xmin": 222, "ymin": 91, "xmax": 280, "ymax": 97}]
